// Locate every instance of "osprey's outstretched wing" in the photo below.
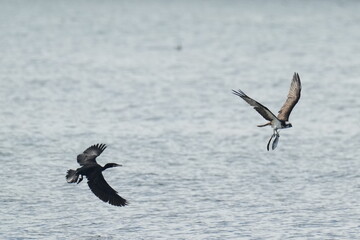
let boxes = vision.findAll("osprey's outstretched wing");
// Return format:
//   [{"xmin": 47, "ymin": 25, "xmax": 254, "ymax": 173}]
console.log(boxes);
[
  {"xmin": 277, "ymin": 73, "xmax": 302, "ymax": 121},
  {"xmin": 232, "ymin": 89, "xmax": 278, "ymax": 122}
]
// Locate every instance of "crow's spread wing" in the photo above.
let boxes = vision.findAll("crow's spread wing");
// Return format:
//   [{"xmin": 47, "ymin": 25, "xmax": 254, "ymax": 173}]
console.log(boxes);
[
  {"xmin": 77, "ymin": 143, "xmax": 107, "ymax": 166},
  {"xmin": 87, "ymin": 173, "xmax": 128, "ymax": 207}
]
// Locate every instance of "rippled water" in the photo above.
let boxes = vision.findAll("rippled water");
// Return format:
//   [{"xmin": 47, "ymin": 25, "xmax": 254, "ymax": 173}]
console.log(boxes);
[{"xmin": 1, "ymin": 0, "xmax": 360, "ymax": 239}]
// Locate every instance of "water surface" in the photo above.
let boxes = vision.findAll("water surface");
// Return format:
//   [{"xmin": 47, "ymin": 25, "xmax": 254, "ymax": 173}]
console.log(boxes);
[{"xmin": 1, "ymin": 1, "xmax": 360, "ymax": 239}]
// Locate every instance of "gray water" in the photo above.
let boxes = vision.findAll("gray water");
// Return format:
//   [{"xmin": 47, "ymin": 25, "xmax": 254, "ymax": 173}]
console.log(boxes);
[{"xmin": 1, "ymin": 0, "xmax": 360, "ymax": 239}]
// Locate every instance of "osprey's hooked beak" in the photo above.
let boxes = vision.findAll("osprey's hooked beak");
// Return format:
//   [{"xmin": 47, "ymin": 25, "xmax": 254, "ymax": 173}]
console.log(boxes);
[{"xmin": 285, "ymin": 122, "xmax": 293, "ymax": 128}]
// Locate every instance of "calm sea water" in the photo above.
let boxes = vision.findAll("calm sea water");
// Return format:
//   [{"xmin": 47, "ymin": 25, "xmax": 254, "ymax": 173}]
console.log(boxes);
[{"xmin": 1, "ymin": 0, "xmax": 360, "ymax": 239}]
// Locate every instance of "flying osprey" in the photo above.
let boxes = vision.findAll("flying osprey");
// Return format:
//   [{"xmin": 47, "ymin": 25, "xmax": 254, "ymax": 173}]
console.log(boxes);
[{"xmin": 232, "ymin": 72, "xmax": 301, "ymax": 150}]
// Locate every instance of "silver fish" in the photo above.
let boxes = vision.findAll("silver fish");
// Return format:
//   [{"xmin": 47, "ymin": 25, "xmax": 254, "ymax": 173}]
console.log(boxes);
[{"xmin": 272, "ymin": 135, "xmax": 279, "ymax": 150}]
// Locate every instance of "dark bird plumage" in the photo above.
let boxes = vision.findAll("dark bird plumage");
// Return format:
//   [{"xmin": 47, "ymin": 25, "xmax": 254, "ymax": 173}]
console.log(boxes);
[
  {"xmin": 66, "ymin": 143, "xmax": 128, "ymax": 207},
  {"xmin": 232, "ymin": 72, "xmax": 302, "ymax": 150}
]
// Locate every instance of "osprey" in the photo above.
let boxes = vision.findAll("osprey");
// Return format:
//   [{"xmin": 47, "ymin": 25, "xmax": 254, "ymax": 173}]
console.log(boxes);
[{"xmin": 232, "ymin": 72, "xmax": 302, "ymax": 151}]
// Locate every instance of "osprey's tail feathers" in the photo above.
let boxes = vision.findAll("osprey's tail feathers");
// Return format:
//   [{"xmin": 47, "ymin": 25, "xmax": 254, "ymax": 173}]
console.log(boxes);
[{"xmin": 257, "ymin": 122, "xmax": 271, "ymax": 127}]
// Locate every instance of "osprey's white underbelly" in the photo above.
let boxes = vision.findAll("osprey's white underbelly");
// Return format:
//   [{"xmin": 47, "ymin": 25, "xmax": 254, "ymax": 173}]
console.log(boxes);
[{"xmin": 271, "ymin": 119, "xmax": 282, "ymax": 129}]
